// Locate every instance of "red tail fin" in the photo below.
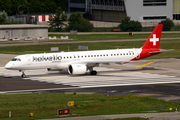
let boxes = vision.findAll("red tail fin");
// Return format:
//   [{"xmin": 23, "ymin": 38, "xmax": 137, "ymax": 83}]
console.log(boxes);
[{"xmin": 142, "ymin": 24, "xmax": 163, "ymax": 49}]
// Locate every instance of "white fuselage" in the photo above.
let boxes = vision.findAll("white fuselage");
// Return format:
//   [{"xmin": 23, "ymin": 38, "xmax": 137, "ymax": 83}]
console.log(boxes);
[{"xmin": 5, "ymin": 48, "xmax": 142, "ymax": 71}]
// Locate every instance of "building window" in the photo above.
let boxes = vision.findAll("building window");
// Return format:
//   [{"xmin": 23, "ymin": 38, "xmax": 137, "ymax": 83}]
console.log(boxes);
[
  {"xmin": 70, "ymin": 0, "xmax": 85, "ymax": 3},
  {"xmin": 143, "ymin": 16, "xmax": 166, "ymax": 20},
  {"xmin": 70, "ymin": 7, "xmax": 85, "ymax": 12},
  {"xmin": 143, "ymin": 0, "xmax": 167, "ymax": 6},
  {"xmin": 173, "ymin": 14, "xmax": 180, "ymax": 20}
]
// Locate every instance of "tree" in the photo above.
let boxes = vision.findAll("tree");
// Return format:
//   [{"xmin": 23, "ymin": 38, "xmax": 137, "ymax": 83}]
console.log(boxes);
[
  {"xmin": 0, "ymin": 10, "xmax": 8, "ymax": 24},
  {"xmin": 0, "ymin": 0, "xmax": 68, "ymax": 15},
  {"xmin": 29, "ymin": 0, "xmax": 43, "ymax": 14},
  {"xmin": 54, "ymin": 0, "xmax": 68, "ymax": 12},
  {"xmin": 0, "ymin": 0, "xmax": 12, "ymax": 15},
  {"xmin": 68, "ymin": 12, "xmax": 94, "ymax": 32},
  {"xmin": 119, "ymin": 17, "xmax": 142, "ymax": 32},
  {"xmin": 43, "ymin": 0, "xmax": 57, "ymax": 13},
  {"xmin": 49, "ymin": 7, "xmax": 67, "ymax": 31},
  {"xmin": 159, "ymin": 18, "xmax": 174, "ymax": 31}
]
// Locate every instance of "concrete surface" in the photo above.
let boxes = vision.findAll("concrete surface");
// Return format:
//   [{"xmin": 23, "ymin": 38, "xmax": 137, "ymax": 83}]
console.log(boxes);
[{"xmin": 42, "ymin": 112, "xmax": 180, "ymax": 120}]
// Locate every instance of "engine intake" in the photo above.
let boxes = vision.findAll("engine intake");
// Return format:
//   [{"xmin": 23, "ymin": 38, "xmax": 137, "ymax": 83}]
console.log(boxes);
[{"xmin": 68, "ymin": 64, "xmax": 87, "ymax": 75}]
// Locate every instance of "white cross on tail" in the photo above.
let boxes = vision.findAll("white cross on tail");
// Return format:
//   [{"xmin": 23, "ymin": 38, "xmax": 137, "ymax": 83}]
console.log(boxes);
[{"xmin": 150, "ymin": 34, "xmax": 159, "ymax": 46}]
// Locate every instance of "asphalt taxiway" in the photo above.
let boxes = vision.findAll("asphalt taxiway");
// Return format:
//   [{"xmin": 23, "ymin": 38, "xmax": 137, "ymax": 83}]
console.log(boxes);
[{"xmin": 1, "ymin": 54, "xmax": 180, "ymax": 102}]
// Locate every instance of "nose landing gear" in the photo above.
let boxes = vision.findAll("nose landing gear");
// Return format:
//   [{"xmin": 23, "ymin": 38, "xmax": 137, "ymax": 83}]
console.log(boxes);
[{"xmin": 19, "ymin": 70, "xmax": 26, "ymax": 78}]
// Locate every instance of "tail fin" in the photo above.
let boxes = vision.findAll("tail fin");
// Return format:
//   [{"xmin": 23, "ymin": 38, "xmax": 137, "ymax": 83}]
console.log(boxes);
[{"xmin": 142, "ymin": 24, "xmax": 163, "ymax": 49}]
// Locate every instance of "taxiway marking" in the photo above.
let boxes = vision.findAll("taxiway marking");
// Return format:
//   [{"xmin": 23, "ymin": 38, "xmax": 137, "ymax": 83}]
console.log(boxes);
[
  {"xmin": 0, "ymin": 59, "xmax": 9, "ymax": 62},
  {"xmin": 135, "ymin": 62, "xmax": 154, "ymax": 68}
]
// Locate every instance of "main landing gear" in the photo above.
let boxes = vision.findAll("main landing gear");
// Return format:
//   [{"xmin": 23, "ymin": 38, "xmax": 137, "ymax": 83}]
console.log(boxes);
[
  {"xmin": 89, "ymin": 68, "xmax": 97, "ymax": 75},
  {"xmin": 19, "ymin": 70, "xmax": 26, "ymax": 78},
  {"xmin": 90, "ymin": 70, "xmax": 97, "ymax": 75}
]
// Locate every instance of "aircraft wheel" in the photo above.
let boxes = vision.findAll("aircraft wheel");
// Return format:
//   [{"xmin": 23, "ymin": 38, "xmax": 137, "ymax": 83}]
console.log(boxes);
[
  {"xmin": 21, "ymin": 74, "xmax": 26, "ymax": 78},
  {"xmin": 90, "ymin": 70, "xmax": 97, "ymax": 75}
]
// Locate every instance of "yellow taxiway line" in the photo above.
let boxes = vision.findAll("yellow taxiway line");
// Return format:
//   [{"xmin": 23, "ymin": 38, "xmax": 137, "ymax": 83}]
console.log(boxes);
[
  {"xmin": 0, "ymin": 59, "xmax": 9, "ymax": 62},
  {"xmin": 135, "ymin": 62, "xmax": 154, "ymax": 68}
]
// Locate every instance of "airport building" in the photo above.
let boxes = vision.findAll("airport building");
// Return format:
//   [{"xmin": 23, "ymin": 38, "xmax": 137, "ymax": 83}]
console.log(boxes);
[
  {"xmin": 68, "ymin": 0, "xmax": 180, "ymax": 22},
  {"xmin": 0, "ymin": 24, "xmax": 48, "ymax": 39}
]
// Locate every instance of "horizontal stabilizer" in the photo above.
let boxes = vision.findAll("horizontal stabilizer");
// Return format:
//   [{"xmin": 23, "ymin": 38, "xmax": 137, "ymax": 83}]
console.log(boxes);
[{"xmin": 149, "ymin": 49, "xmax": 174, "ymax": 54}]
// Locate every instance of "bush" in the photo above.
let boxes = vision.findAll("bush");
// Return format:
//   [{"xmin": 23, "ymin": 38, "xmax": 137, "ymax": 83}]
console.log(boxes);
[
  {"xmin": 119, "ymin": 17, "xmax": 142, "ymax": 32},
  {"xmin": 68, "ymin": 12, "xmax": 94, "ymax": 32},
  {"xmin": 159, "ymin": 18, "xmax": 174, "ymax": 31},
  {"xmin": 0, "ymin": 17, "xmax": 6, "ymax": 24}
]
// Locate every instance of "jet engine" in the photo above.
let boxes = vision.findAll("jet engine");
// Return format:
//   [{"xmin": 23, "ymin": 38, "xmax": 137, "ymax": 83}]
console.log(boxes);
[{"xmin": 68, "ymin": 64, "xmax": 87, "ymax": 75}]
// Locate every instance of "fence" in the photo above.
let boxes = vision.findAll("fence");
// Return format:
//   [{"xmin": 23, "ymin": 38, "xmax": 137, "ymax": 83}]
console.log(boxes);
[
  {"xmin": 7, "ymin": 15, "xmax": 37, "ymax": 24},
  {"xmin": 7, "ymin": 14, "xmax": 55, "ymax": 24}
]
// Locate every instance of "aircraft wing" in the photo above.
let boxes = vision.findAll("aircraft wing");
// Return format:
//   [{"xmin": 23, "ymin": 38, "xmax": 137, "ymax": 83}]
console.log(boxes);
[{"xmin": 75, "ymin": 61, "xmax": 133, "ymax": 66}]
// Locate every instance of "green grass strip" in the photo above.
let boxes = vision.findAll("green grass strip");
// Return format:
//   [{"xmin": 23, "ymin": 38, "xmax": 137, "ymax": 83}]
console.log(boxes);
[
  {"xmin": 0, "ymin": 39, "xmax": 179, "ymax": 59},
  {"xmin": 0, "ymin": 94, "xmax": 179, "ymax": 120}
]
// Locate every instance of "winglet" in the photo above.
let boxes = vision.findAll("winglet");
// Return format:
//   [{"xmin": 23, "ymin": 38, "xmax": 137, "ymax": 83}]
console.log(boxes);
[{"xmin": 142, "ymin": 24, "xmax": 163, "ymax": 50}]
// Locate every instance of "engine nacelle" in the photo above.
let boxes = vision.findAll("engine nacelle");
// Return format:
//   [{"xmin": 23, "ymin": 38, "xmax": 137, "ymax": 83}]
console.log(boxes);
[{"xmin": 68, "ymin": 64, "xmax": 87, "ymax": 75}]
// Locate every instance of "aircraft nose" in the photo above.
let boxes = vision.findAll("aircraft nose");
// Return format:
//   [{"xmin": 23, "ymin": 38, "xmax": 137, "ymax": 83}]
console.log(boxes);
[{"xmin": 5, "ymin": 62, "xmax": 13, "ymax": 69}]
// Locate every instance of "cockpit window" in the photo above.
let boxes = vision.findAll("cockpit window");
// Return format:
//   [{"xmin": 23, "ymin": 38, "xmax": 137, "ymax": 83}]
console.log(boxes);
[{"xmin": 11, "ymin": 58, "xmax": 21, "ymax": 61}]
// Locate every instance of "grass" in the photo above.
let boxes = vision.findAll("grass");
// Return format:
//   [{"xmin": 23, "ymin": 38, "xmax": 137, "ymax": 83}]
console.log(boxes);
[
  {"xmin": 0, "ymin": 94, "xmax": 179, "ymax": 120},
  {"xmin": 48, "ymin": 33, "xmax": 180, "ymax": 41},
  {"xmin": 103, "ymin": 118, "xmax": 148, "ymax": 120},
  {"xmin": 0, "ymin": 39, "xmax": 179, "ymax": 59}
]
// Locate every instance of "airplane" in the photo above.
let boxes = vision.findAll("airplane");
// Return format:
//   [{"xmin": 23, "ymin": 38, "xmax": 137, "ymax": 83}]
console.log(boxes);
[{"xmin": 5, "ymin": 24, "xmax": 163, "ymax": 78}]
